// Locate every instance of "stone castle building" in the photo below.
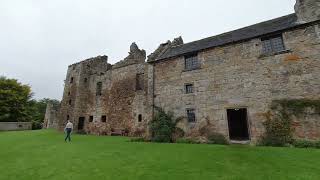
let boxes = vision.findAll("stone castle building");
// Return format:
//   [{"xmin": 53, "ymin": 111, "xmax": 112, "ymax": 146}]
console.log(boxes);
[{"xmin": 45, "ymin": 0, "xmax": 320, "ymax": 143}]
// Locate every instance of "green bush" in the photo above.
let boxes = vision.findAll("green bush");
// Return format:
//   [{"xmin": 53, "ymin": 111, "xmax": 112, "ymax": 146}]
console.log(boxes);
[
  {"xmin": 149, "ymin": 107, "xmax": 184, "ymax": 143},
  {"xmin": 207, "ymin": 133, "xmax": 229, "ymax": 145},
  {"xmin": 293, "ymin": 140, "xmax": 320, "ymax": 149},
  {"xmin": 260, "ymin": 99, "xmax": 320, "ymax": 147}
]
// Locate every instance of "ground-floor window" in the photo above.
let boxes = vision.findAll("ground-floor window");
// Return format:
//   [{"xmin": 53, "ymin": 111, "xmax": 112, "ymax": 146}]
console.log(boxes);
[{"xmin": 186, "ymin": 109, "xmax": 196, "ymax": 123}]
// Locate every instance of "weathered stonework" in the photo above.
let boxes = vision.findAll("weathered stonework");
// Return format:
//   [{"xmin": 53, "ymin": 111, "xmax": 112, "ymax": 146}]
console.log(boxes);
[
  {"xmin": 295, "ymin": 0, "xmax": 320, "ymax": 23},
  {"xmin": 45, "ymin": 0, "xmax": 320, "ymax": 143}
]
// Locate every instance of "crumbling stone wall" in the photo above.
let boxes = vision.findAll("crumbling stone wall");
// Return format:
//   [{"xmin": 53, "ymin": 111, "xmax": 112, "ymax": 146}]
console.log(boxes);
[
  {"xmin": 43, "ymin": 102, "xmax": 59, "ymax": 129},
  {"xmin": 57, "ymin": 43, "xmax": 150, "ymax": 136},
  {"xmin": 152, "ymin": 23, "xmax": 320, "ymax": 143}
]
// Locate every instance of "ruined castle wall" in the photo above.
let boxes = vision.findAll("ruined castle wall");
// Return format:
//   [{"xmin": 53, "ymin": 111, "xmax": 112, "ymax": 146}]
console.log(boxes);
[
  {"xmin": 58, "ymin": 45, "xmax": 150, "ymax": 136},
  {"xmin": 153, "ymin": 23, "xmax": 320, "ymax": 142}
]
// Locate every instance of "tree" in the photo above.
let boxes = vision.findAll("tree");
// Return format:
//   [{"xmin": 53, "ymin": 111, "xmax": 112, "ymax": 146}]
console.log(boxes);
[
  {"xmin": 0, "ymin": 76, "xmax": 33, "ymax": 122},
  {"xmin": 149, "ymin": 107, "xmax": 184, "ymax": 143},
  {"xmin": 0, "ymin": 76, "xmax": 60, "ymax": 129}
]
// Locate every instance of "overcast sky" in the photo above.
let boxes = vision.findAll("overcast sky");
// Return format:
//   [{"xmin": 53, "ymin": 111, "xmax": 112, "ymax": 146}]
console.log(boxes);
[{"xmin": 0, "ymin": 0, "xmax": 296, "ymax": 100}]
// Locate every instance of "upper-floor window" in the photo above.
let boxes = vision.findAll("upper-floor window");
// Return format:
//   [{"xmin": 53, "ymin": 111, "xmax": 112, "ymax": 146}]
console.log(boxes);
[
  {"xmin": 185, "ymin": 83, "xmax": 194, "ymax": 94},
  {"xmin": 70, "ymin": 77, "xmax": 74, "ymax": 84},
  {"xmin": 185, "ymin": 54, "xmax": 200, "ymax": 71},
  {"xmin": 261, "ymin": 35, "xmax": 285, "ymax": 54},
  {"xmin": 96, "ymin": 82, "xmax": 102, "ymax": 96},
  {"xmin": 89, "ymin": 116, "xmax": 93, "ymax": 123},
  {"xmin": 186, "ymin": 109, "xmax": 196, "ymax": 123},
  {"xmin": 136, "ymin": 74, "xmax": 144, "ymax": 91}
]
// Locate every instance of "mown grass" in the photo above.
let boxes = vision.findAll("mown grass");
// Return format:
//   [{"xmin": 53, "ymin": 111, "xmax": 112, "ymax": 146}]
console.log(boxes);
[{"xmin": 0, "ymin": 130, "xmax": 319, "ymax": 180}]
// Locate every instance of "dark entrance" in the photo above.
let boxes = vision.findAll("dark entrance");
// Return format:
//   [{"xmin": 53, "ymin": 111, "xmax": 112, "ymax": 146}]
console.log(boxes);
[
  {"xmin": 78, "ymin": 117, "xmax": 85, "ymax": 130},
  {"xmin": 227, "ymin": 108, "xmax": 249, "ymax": 141}
]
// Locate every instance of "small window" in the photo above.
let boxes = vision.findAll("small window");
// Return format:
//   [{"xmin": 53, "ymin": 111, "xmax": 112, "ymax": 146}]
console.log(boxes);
[
  {"xmin": 68, "ymin": 91, "xmax": 71, "ymax": 96},
  {"xmin": 96, "ymin": 82, "xmax": 102, "ymax": 96},
  {"xmin": 68, "ymin": 99, "xmax": 72, "ymax": 105},
  {"xmin": 136, "ymin": 74, "xmax": 144, "ymax": 91},
  {"xmin": 185, "ymin": 84, "xmax": 194, "ymax": 94},
  {"xmin": 101, "ymin": 116, "xmax": 107, "ymax": 123},
  {"xmin": 89, "ymin": 116, "xmax": 93, "ymax": 122},
  {"xmin": 185, "ymin": 54, "xmax": 199, "ymax": 71},
  {"xmin": 261, "ymin": 35, "xmax": 285, "ymax": 54},
  {"xmin": 138, "ymin": 114, "xmax": 142, "ymax": 122},
  {"xmin": 84, "ymin": 78, "xmax": 88, "ymax": 83},
  {"xmin": 67, "ymin": 115, "xmax": 70, "ymax": 120},
  {"xmin": 70, "ymin": 77, "xmax": 74, "ymax": 84},
  {"xmin": 186, "ymin": 109, "xmax": 196, "ymax": 123}
]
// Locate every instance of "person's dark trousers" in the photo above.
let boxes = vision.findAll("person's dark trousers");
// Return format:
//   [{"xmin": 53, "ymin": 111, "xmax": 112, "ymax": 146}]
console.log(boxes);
[{"xmin": 65, "ymin": 128, "xmax": 72, "ymax": 142}]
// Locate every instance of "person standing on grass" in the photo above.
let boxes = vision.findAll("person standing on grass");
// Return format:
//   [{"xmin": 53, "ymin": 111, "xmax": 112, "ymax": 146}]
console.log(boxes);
[{"xmin": 64, "ymin": 120, "xmax": 73, "ymax": 142}]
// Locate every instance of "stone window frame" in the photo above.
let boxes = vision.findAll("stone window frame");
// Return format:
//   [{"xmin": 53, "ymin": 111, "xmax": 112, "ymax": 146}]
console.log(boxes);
[
  {"xmin": 96, "ymin": 82, "xmax": 102, "ymax": 96},
  {"xmin": 138, "ymin": 114, "xmax": 142, "ymax": 122},
  {"xmin": 184, "ymin": 53, "xmax": 200, "ymax": 71},
  {"xmin": 89, "ymin": 116, "xmax": 93, "ymax": 123},
  {"xmin": 261, "ymin": 34, "xmax": 286, "ymax": 55},
  {"xmin": 101, "ymin": 115, "xmax": 107, "ymax": 123},
  {"xmin": 186, "ymin": 108, "xmax": 196, "ymax": 123},
  {"xmin": 185, "ymin": 83, "xmax": 194, "ymax": 94}
]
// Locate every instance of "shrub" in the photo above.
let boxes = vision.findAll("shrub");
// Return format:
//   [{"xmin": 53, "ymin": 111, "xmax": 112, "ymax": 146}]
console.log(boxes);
[
  {"xmin": 260, "ymin": 99, "xmax": 320, "ymax": 147},
  {"xmin": 207, "ymin": 132, "xmax": 229, "ymax": 145},
  {"xmin": 149, "ymin": 107, "xmax": 184, "ymax": 143},
  {"xmin": 293, "ymin": 140, "xmax": 320, "ymax": 149}
]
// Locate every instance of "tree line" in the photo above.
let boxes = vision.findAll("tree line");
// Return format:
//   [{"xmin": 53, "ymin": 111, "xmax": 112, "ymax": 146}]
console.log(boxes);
[{"xmin": 0, "ymin": 76, "xmax": 59, "ymax": 129}]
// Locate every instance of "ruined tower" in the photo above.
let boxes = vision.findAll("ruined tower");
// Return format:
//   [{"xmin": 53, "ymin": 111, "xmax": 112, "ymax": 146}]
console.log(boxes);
[{"xmin": 295, "ymin": 0, "xmax": 320, "ymax": 23}]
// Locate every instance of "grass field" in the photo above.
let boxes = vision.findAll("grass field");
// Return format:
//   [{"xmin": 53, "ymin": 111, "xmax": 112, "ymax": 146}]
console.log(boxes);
[{"xmin": 0, "ymin": 130, "xmax": 320, "ymax": 180}]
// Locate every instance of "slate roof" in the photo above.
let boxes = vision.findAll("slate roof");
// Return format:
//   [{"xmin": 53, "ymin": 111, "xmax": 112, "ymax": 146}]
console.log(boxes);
[{"xmin": 156, "ymin": 13, "xmax": 300, "ymax": 61}]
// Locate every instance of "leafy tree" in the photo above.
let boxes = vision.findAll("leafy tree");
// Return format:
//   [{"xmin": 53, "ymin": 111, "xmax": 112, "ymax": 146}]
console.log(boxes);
[
  {"xmin": 0, "ymin": 76, "xmax": 60, "ymax": 129},
  {"xmin": 149, "ymin": 107, "xmax": 184, "ymax": 143},
  {"xmin": 0, "ymin": 76, "xmax": 33, "ymax": 122}
]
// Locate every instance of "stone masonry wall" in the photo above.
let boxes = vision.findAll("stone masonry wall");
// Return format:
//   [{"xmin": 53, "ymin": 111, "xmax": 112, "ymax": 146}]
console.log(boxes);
[
  {"xmin": 58, "ymin": 44, "xmax": 150, "ymax": 136},
  {"xmin": 153, "ymin": 23, "xmax": 320, "ymax": 142}
]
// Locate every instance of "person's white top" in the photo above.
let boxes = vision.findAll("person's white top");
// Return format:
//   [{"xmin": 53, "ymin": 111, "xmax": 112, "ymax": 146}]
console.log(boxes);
[{"xmin": 65, "ymin": 122, "xmax": 73, "ymax": 129}]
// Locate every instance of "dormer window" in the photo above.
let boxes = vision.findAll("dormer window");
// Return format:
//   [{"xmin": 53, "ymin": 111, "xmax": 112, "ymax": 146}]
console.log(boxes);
[
  {"xmin": 261, "ymin": 34, "xmax": 285, "ymax": 54},
  {"xmin": 185, "ymin": 53, "xmax": 200, "ymax": 71}
]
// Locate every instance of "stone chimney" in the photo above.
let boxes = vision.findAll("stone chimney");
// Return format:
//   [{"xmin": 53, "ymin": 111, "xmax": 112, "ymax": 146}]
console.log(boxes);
[{"xmin": 295, "ymin": 0, "xmax": 320, "ymax": 23}]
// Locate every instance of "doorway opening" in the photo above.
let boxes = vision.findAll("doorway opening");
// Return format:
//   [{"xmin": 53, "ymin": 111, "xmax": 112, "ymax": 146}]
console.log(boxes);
[
  {"xmin": 227, "ymin": 108, "xmax": 250, "ymax": 141},
  {"xmin": 78, "ymin": 117, "xmax": 85, "ymax": 130}
]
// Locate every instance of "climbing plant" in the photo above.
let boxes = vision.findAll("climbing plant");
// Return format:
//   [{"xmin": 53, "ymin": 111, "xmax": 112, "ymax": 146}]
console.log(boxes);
[{"xmin": 260, "ymin": 99, "xmax": 320, "ymax": 146}]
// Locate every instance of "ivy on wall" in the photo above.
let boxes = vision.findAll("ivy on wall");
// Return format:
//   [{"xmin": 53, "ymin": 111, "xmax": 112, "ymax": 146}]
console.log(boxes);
[{"xmin": 260, "ymin": 99, "xmax": 320, "ymax": 146}]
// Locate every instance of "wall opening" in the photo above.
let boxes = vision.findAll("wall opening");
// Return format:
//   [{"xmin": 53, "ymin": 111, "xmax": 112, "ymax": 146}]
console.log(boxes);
[
  {"xmin": 89, "ymin": 116, "xmax": 93, "ymax": 122},
  {"xmin": 101, "ymin": 116, "xmax": 107, "ymax": 123},
  {"xmin": 138, "ymin": 114, "xmax": 142, "ymax": 122},
  {"xmin": 78, "ymin": 117, "xmax": 85, "ymax": 130},
  {"xmin": 96, "ymin": 82, "xmax": 102, "ymax": 96},
  {"xmin": 227, "ymin": 108, "xmax": 249, "ymax": 141}
]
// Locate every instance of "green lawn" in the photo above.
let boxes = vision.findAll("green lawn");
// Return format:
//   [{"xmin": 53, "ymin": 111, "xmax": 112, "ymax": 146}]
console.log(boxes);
[{"xmin": 0, "ymin": 130, "xmax": 319, "ymax": 180}]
